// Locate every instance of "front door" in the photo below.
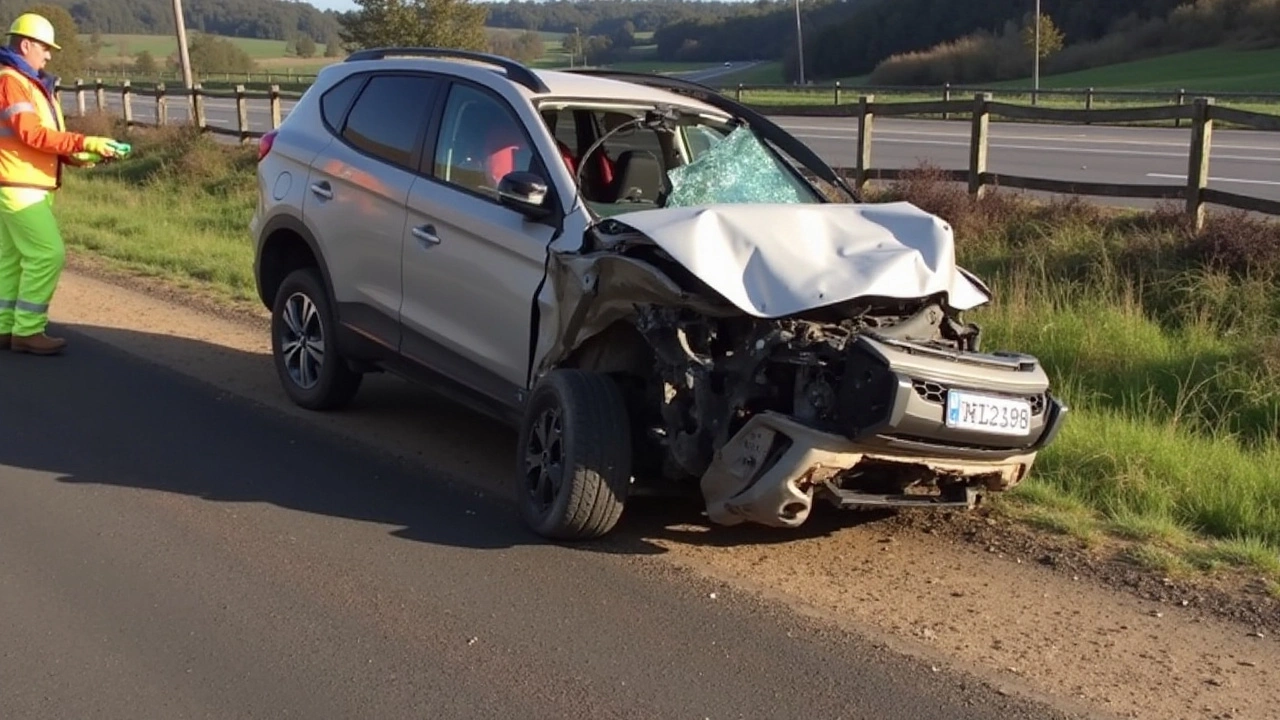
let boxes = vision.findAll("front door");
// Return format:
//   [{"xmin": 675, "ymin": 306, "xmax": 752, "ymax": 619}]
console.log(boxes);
[{"xmin": 399, "ymin": 80, "xmax": 557, "ymax": 407}]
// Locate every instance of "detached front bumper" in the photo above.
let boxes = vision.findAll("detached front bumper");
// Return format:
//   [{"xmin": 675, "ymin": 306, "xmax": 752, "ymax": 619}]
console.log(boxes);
[{"xmin": 699, "ymin": 334, "xmax": 1069, "ymax": 528}]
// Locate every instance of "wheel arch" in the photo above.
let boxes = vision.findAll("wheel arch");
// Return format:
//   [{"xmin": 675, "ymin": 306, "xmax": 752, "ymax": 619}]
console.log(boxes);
[{"xmin": 255, "ymin": 214, "xmax": 338, "ymax": 312}]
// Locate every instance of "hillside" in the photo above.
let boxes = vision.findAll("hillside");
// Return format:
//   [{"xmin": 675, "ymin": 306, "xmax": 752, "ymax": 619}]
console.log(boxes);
[
  {"xmin": 858, "ymin": 0, "xmax": 1280, "ymax": 87},
  {"xmin": 807, "ymin": 0, "xmax": 1186, "ymax": 81},
  {"xmin": 996, "ymin": 46, "xmax": 1280, "ymax": 93},
  {"xmin": 0, "ymin": 0, "xmax": 343, "ymax": 43}
]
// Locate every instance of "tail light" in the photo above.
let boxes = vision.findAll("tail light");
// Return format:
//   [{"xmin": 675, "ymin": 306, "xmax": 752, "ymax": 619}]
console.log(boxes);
[{"xmin": 258, "ymin": 129, "xmax": 278, "ymax": 162}]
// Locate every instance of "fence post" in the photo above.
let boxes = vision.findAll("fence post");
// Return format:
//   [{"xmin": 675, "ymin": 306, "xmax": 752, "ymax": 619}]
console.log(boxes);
[
  {"xmin": 855, "ymin": 95, "xmax": 874, "ymax": 196},
  {"xmin": 1175, "ymin": 88, "xmax": 1186, "ymax": 129},
  {"xmin": 121, "ymin": 80, "xmax": 133, "ymax": 126},
  {"xmin": 270, "ymin": 84, "xmax": 282, "ymax": 129},
  {"xmin": 1185, "ymin": 96, "xmax": 1214, "ymax": 232},
  {"xmin": 191, "ymin": 83, "xmax": 206, "ymax": 131},
  {"xmin": 75, "ymin": 78, "xmax": 85, "ymax": 116},
  {"xmin": 942, "ymin": 83, "xmax": 951, "ymax": 121},
  {"xmin": 95, "ymin": 79, "xmax": 105, "ymax": 112},
  {"xmin": 1085, "ymin": 87, "xmax": 1094, "ymax": 125},
  {"xmin": 236, "ymin": 84, "xmax": 249, "ymax": 143},
  {"xmin": 969, "ymin": 92, "xmax": 991, "ymax": 198},
  {"xmin": 833, "ymin": 81, "xmax": 840, "ymax": 106},
  {"xmin": 736, "ymin": 83, "xmax": 742, "ymax": 102},
  {"xmin": 156, "ymin": 83, "xmax": 167, "ymax": 126}
]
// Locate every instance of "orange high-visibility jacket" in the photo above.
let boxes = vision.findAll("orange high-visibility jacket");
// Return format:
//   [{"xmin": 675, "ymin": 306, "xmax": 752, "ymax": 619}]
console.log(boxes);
[{"xmin": 0, "ymin": 66, "xmax": 86, "ymax": 191}]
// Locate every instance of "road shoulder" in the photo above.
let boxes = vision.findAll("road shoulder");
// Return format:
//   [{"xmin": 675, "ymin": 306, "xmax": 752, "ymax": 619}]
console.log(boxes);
[{"xmin": 50, "ymin": 259, "xmax": 1280, "ymax": 720}]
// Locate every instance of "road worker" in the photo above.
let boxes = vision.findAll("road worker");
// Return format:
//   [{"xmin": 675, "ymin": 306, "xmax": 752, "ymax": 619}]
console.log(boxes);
[{"xmin": 0, "ymin": 12, "xmax": 127, "ymax": 355}]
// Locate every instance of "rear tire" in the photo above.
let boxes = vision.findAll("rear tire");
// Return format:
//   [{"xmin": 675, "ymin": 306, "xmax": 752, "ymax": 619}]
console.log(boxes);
[
  {"xmin": 270, "ymin": 267, "xmax": 362, "ymax": 410},
  {"xmin": 516, "ymin": 369, "xmax": 633, "ymax": 540}
]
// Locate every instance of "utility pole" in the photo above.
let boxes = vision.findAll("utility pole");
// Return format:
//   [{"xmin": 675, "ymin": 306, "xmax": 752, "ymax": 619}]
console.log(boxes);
[
  {"xmin": 1033, "ymin": 0, "xmax": 1040, "ymax": 95},
  {"xmin": 794, "ymin": 0, "xmax": 804, "ymax": 85},
  {"xmin": 172, "ymin": 0, "xmax": 193, "ymax": 88}
]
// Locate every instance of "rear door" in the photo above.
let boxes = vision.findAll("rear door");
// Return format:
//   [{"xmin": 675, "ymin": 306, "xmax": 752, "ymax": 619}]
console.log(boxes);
[{"xmin": 302, "ymin": 71, "xmax": 441, "ymax": 350}]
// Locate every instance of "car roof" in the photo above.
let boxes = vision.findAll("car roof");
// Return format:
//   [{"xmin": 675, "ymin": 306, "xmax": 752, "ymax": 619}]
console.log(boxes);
[
  {"xmin": 529, "ymin": 69, "xmax": 727, "ymax": 115},
  {"xmin": 327, "ymin": 54, "xmax": 730, "ymax": 119}
]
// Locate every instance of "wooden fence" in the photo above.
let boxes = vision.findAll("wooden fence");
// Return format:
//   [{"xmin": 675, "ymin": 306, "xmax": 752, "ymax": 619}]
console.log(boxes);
[{"xmin": 59, "ymin": 80, "xmax": 1280, "ymax": 231}]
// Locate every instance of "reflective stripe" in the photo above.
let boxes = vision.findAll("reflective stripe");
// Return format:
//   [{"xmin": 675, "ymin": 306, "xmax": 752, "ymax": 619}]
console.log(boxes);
[
  {"xmin": 0, "ymin": 299, "xmax": 15, "ymax": 309},
  {"xmin": 0, "ymin": 102, "xmax": 33, "ymax": 120},
  {"xmin": 15, "ymin": 299, "xmax": 47, "ymax": 314}
]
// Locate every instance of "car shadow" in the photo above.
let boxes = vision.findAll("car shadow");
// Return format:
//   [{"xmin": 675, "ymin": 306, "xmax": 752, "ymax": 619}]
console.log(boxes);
[{"xmin": 0, "ymin": 321, "xmax": 898, "ymax": 556}]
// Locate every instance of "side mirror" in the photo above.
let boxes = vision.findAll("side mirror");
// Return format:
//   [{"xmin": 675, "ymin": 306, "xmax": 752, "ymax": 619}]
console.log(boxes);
[{"xmin": 497, "ymin": 171, "xmax": 552, "ymax": 220}]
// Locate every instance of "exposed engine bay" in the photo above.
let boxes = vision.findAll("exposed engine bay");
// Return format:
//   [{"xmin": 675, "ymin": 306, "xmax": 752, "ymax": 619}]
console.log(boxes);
[{"xmin": 537, "ymin": 202, "xmax": 1067, "ymax": 529}]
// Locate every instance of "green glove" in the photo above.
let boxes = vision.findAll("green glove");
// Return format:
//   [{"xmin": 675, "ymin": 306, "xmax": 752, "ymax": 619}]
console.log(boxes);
[{"xmin": 83, "ymin": 137, "xmax": 131, "ymax": 159}]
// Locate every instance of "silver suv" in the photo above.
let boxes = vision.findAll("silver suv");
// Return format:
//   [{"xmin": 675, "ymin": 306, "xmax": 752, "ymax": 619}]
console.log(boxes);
[{"xmin": 251, "ymin": 48, "xmax": 1067, "ymax": 541}]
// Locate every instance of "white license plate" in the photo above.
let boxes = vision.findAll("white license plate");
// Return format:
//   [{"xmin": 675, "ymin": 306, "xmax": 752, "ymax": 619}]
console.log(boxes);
[{"xmin": 945, "ymin": 390, "xmax": 1031, "ymax": 436}]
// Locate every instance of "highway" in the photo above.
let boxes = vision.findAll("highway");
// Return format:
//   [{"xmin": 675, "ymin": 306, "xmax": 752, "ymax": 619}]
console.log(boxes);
[
  {"xmin": 0, "ymin": 327, "xmax": 1086, "ymax": 720},
  {"xmin": 59, "ymin": 82, "xmax": 1280, "ymax": 208}
]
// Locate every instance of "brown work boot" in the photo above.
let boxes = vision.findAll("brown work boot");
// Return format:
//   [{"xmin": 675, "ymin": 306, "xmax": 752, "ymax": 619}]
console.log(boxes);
[{"xmin": 10, "ymin": 332, "xmax": 66, "ymax": 355}]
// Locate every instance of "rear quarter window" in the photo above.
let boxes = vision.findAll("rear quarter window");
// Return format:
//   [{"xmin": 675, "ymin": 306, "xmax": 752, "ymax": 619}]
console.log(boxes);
[{"xmin": 319, "ymin": 74, "xmax": 366, "ymax": 133}]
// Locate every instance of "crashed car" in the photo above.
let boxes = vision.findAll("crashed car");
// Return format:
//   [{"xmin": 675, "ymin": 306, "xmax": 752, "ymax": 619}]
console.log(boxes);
[{"xmin": 250, "ymin": 48, "xmax": 1067, "ymax": 540}]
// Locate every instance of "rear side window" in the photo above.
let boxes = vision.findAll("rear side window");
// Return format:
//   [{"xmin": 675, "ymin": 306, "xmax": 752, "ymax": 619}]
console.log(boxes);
[
  {"xmin": 319, "ymin": 74, "xmax": 365, "ymax": 131},
  {"xmin": 341, "ymin": 74, "xmax": 440, "ymax": 170}
]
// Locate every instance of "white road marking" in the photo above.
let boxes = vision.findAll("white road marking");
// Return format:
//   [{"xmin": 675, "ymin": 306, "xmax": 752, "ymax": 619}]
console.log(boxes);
[
  {"xmin": 1146, "ymin": 172, "xmax": 1280, "ymax": 187},
  {"xmin": 789, "ymin": 133, "xmax": 1280, "ymax": 163},
  {"xmin": 779, "ymin": 124, "xmax": 1280, "ymax": 153}
]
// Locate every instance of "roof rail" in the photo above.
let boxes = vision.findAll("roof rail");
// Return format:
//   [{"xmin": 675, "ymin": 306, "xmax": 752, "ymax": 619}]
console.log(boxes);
[{"xmin": 344, "ymin": 47, "xmax": 550, "ymax": 94}]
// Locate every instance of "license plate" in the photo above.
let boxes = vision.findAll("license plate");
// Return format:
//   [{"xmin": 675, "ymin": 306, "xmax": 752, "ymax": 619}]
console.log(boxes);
[{"xmin": 945, "ymin": 390, "xmax": 1031, "ymax": 436}]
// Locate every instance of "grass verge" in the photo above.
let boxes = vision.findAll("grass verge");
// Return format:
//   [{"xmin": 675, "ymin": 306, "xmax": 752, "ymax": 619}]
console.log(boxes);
[
  {"xmin": 55, "ymin": 114, "xmax": 1280, "ymax": 586},
  {"xmin": 863, "ymin": 166, "xmax": 1280, "ymax": 582}
]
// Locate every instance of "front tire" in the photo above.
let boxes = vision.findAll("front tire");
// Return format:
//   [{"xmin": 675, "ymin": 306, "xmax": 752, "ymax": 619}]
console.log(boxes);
[
  {"xmin": 270, "ymin": 267, "xmax": 362, "ymax": 410},
  {"xmin": 516, "ymin": 369, "xmax": 633, "ymax": 540}
]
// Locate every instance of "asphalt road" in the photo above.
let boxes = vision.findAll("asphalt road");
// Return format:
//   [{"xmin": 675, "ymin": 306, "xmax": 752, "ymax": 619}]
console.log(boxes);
[
  {"xmin": 63, "ymin": 87, "xmax": 1280, "ymax": 209},
  {"xmin": 0, "ymin": 328, "xmax": 1086, "ymax": 720}
]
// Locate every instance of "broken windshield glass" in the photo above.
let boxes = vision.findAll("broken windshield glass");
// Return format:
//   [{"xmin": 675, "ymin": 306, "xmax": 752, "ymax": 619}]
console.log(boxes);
[{"xmin": 665, "ymin": 125, "xmax": 819, "ymax": 208}]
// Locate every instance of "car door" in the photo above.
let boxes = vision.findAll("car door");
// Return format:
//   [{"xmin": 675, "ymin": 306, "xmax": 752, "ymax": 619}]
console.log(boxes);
[
  {"xmin": 303, "ymin": 71, "xmax": 440, "ymax": 350},
  {"xmin": 399, "ymin": 80, "xmax": 558, "ymax": 406}
]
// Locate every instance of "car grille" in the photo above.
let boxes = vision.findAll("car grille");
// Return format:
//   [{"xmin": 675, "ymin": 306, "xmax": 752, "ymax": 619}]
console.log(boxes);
[{"xmin": 912, "ymin": 379, "xmax": 1046, "ymax": 416}]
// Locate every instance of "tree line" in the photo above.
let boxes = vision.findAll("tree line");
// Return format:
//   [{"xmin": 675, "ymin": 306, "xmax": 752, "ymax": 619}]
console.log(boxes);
[{"xmin": 0, "ymin": 0, "xmax": 343, "ymax": 44}]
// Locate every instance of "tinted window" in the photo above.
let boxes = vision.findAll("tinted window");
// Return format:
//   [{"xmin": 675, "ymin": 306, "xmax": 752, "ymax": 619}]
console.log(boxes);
[
  {"xmin": 319, "ymin": 74, "xmax": 365, "ymax": 131},
  {"xmin": 433, "ymin": 83, "xmax": 535, "ymax": 196},
  {"xmin": 342, "ymin": 74, "xmax": 438, "ymax": 169}
]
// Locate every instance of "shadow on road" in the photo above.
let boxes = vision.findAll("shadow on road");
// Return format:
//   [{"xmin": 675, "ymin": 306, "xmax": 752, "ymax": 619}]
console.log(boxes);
[{"xmin": 1, "ymin": 322, "xmax": 895, "ymax": 557}]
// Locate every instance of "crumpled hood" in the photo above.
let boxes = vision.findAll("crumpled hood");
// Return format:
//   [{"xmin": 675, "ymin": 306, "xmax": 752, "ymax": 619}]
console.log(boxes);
[{"xmin": 605, "ymin": 201, "xmax": 991, "ymax": 318}]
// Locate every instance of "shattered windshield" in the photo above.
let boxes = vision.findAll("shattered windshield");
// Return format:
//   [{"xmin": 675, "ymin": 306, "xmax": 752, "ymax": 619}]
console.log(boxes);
[
  {"xmin": 537, "ymin": 104, "xmax": 822, "ymax": 218},
  {"xmin": 666, "ymin": 124, "xmax": 816, "ymax": 207}
]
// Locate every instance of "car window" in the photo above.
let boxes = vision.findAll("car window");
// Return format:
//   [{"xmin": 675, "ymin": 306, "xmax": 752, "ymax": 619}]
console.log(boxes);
[
  {"xmin": 341, "ymin": 74, "xmax": 439, "ymax": 170},
  {"xmin": 319, "ymin": 74, "xmax": 365, "ymax": 132},
  {"xmin": 433, "ymin": 83, "xmax": 535, "ymax": 196}
]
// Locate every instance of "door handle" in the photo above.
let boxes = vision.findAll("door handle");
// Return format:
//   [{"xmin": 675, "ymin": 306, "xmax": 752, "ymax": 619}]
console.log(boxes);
[
  {"xmin": 412, "ymin": 224, "xmax": 441, "ymax": 246},
  {"xmin": 309, "ymin": 181, "xmax": 333, "ymax": 200}
]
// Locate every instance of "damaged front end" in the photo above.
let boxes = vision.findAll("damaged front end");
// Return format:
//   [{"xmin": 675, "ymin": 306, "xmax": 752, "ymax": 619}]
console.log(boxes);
[{"xmin": 537, "ymin": 204, "xmax": 1067, "ymax": 531}]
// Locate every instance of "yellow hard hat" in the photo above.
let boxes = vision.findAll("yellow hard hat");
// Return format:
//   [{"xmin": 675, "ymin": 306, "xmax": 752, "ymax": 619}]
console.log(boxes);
[{"xmin": 8, "ymin": 13, "xmax": 60, "ymax": 51}]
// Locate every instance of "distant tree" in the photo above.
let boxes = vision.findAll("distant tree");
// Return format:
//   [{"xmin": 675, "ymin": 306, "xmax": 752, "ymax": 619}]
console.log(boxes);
[
  {"xmin": 177, "ymin": 33, "xmax": 257, "ymax": 74},
  {"xmin": 296, "ymin": 35, "xmax": 317, "ymax": 58},
  {"xmin": 323, "ymin": 29, "xmax": 344, "ymax": 57},
  {"xmin": 1022, "ymin": 12, "xmax": 1065, "ymax": 60},
  {"xmin": 23, "ymin": 3, "xmax": 87, "ymax": 77},
  {"xmin": 134, "ymin": 50, "xmax": 157, "ymax": 75},
  {"xmin": 88, "ymin": 30, "xmax": 103, "ymax": 57},
  {"xmin": 340, "ymin": 0, "xmax": 488, "ymax": 52}
]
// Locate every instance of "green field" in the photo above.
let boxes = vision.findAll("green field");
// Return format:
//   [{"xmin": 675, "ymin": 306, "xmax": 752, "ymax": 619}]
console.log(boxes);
[{"xmin": 996, "ymin": 47, "xmax": 1280, "ymax": 93}]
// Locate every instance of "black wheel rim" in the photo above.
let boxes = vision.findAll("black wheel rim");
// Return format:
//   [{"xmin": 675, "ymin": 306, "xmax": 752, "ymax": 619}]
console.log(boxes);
[
  {"xmin": 280, "ymin": 291, "xmax": 325, "ymax": 390},
  {"xmin": 523, "ymin": 405, "xmax": 564, "ymax": 514}
]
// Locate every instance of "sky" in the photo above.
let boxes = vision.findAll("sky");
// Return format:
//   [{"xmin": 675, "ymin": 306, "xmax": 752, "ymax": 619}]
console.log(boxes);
[{"xmin": 307, "ymin": 0, "xmax": 357, "ymax": 11}]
